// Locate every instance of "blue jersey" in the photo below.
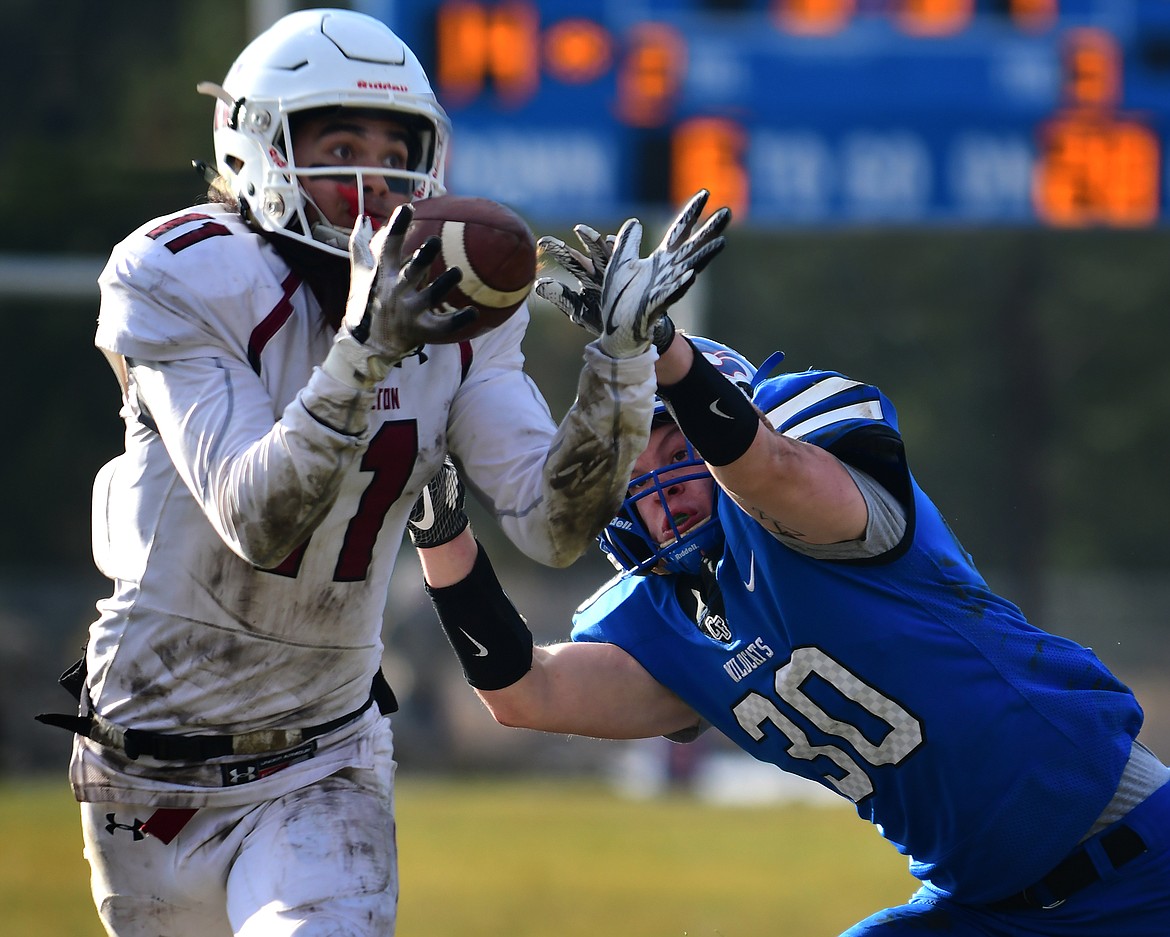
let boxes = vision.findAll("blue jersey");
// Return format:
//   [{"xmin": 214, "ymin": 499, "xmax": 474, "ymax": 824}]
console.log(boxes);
[{"xmin": 572, "ymin": 370, "xmax": 1143, "ymax": 903}]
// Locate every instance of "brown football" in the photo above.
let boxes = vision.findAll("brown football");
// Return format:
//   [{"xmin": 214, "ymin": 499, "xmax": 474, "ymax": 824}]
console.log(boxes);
[{"xmin": 402, "ymin": 195, "xmax": 537, "ymax": 341}]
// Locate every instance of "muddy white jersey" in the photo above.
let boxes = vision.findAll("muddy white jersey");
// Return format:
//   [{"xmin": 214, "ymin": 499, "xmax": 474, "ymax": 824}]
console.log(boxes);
[{"xmin": 78, "ymin": 204, "xmax": 654, "ymax": 804}]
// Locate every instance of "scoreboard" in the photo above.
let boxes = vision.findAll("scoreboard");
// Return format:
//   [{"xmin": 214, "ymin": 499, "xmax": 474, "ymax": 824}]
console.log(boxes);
[{"xmin": 357, "ymin": 0, "xmax": 1170, "ymax": 228}]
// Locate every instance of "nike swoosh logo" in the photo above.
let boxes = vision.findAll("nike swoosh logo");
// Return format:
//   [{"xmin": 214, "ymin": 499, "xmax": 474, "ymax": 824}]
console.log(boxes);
[
  {"xmin": 743, "ymin": 551, "xmax": 756, "ymax": 592},
  {"xmin": 709, "ymin": 400, "xmax": 732, "ymax": 419},
  {"xmin": 413, "ymin": 487, "xmax": 436, "ymax": 531},
  {"xmin": 460, "ymin": 629, "xmax": 489, "ymax": 657},
  {"xmin": 603, "ymin": 280, "xmax": 645, "ymax": 335}
]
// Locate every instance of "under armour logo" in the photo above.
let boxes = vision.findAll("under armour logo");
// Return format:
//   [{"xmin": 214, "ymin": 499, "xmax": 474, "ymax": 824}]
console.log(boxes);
[
  {"xmin": 394, "ymin": 349, "xmax": 428, "ymax": 367},
  {"xmin": 105, "ymin": 813, "xmax": 146, "ymax": 840},
  {"xmin": 226, "ymin": 765, "xmax": 259, "ymax": 785}
]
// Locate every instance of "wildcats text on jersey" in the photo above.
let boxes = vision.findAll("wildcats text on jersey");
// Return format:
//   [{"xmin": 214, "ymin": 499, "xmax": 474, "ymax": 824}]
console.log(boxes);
[{"xmin": 723, "ymin": 637, "xmax": 774, "ymax": 682}]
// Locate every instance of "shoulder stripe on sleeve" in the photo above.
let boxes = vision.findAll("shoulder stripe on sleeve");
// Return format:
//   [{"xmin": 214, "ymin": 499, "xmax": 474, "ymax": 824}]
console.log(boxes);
[
  {"xmin": 777, "ymin": 400, "xmax": 885, "ymax": 440},
  {"xmin": 763, "ymin": 375, "xmax": 861, "ymax": 427},
  {"xmin": 459, "ymin": 340, "xmax": 473, "ymax": 382},
  {"xmin": 246, "ymin": 272, "xmax": 302, "ymax": 376}
]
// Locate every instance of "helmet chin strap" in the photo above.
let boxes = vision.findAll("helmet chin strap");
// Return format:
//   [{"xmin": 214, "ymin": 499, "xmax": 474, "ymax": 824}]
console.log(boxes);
[
  {"xmin": 310, "ymin": 222, "xmax": 352, "ymax": 252},
  {"xmin": 305, "ymin": 180, "xmax": 376, "ymax": 251}
]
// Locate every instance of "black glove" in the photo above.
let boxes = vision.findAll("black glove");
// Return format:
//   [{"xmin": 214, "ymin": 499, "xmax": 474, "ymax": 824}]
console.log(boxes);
[
  {"xmin": 322, "ymin": 207, "xmax": 477, "ymax": 390},
  {"xmin": 408, "ymin": 458, "xmax": 469, "ymax": 549}
]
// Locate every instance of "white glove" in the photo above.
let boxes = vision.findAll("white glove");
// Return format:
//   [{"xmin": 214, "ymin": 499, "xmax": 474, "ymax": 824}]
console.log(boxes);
[
  {"xmin": 535, "ymin": 189, "xmax": 730, "ymax": 359},
  {"xmin": 322, "ymin": 206, "xmax": 478, "ymax": 390}
]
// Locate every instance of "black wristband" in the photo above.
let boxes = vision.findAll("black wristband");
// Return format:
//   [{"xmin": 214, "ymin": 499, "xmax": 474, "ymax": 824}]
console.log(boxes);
[
  {"xmin": 652, "ymin": 315, "xmax": 676, "ymax": 354},
  {"xmin": 656, "ymin": 338, "xmax": 760, "ymax": 466},
  {"xmin": 424, "ymin": 542, "xmax": 534, "ymax": 691}
]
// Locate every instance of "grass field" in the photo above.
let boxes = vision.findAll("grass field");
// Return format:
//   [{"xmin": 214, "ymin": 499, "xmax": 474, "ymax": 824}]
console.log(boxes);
[{"xmin": 1, "ymin": 773, "xmax": 915, "ymax": 936}]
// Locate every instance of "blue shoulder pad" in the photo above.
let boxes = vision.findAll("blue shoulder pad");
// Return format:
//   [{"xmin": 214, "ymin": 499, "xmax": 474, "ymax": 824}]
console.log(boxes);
[
  {"xmin": 753, "ymin": 370, "xmax": 900, "ymax": 450},
  {"xmin": 753, "ymin": 371, "xmax": 911, "ymax": 509}
]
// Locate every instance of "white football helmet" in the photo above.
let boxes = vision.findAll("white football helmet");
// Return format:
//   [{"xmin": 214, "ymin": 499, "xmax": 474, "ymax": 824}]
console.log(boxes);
[{"xmin": 198, "ymin": 8, "xmax": 450, "ymax": 257}]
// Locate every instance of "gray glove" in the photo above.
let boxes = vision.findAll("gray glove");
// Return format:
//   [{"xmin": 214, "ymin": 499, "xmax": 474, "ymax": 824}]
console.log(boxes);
[
  {"xmin": 322, "ymin": 206, "xmax": 478, "ymax": 390},
  {"xmin": 534, "ymin": 222, "xmax": 613, "ymax": 333},
  {"xmin": 407, "ymin": 458, "xmax": 470, "ymax": 549},
  {"xmin": 534, "ymin": 189, "xmax": 729, "ymax": 358}
]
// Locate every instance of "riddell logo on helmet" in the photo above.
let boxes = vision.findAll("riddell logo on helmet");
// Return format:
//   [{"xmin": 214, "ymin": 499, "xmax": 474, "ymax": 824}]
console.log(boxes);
[{"xmin": 357, "ymin": 80, "xmax": 409, "ymax": 92}]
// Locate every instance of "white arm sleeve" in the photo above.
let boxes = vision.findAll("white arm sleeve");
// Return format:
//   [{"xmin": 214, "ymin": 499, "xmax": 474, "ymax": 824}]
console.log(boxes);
[
  {"xmin": 448, "ymin": 314, "xmax": 657, "ymax": 568},
  {"xmin": 535, "ymin": 341, "xmax": 657, "ymax": 565},
  {"xmin": 128, "ymin": 356, "xmax": 373, "ymax": 568}
]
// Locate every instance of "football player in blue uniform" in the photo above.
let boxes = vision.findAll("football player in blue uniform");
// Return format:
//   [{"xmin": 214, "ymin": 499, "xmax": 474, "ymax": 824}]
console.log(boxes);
[{"xmin": 409, "ymin": 299, "xmax": 1170, "ymax": 933}]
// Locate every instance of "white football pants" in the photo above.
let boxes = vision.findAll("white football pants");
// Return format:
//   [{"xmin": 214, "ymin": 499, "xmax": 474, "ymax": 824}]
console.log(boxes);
[{"xmin": 80, "ymin": 734, "xmax": 397, "ymax": 936}]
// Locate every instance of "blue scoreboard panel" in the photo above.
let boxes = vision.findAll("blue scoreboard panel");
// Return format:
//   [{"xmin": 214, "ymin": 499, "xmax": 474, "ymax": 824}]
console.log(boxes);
[{"xmin": 358, "ymin": 1, "xmax": 1170, "ymax": 228}]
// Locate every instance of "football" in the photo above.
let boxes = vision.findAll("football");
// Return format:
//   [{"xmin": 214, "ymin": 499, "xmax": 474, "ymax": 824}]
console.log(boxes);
[{"xmin": 402, "ymin": 195, "xmax": 537, "ymax": 341}]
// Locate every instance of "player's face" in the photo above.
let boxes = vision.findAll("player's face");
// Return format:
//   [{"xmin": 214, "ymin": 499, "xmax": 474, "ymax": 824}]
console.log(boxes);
[
  {"xmin": 630, "ymin": 423, "xmax": 715, "ymax": 546},
  {"xmin": 292, "ymin": 113, "xmax": 415, "ymax": 231}
]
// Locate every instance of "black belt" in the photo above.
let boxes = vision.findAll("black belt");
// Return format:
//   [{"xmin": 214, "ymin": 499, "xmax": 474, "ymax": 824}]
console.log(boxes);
[
  {"xmin": 36, "ymin": 670, "xmax": 398, "ymax": 762},
  {"xmin": 989, "ymin": 824, "xmax": 1148, "ymax": 911}
]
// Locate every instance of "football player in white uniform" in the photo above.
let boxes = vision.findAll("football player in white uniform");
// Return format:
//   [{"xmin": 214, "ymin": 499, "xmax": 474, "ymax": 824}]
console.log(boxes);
[{"xmin": 37, "ymin": 9, "xmax": 729, "ymax": 937}]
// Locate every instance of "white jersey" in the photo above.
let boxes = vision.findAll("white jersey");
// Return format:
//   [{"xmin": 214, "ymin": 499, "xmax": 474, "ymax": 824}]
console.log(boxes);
[{"xmin": 75, "ymin": 204, "xmax": 654, "ymax": 805}]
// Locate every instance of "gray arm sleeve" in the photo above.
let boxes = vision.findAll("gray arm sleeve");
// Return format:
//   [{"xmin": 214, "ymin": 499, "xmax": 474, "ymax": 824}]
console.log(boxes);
[{"xmin": 768, "ymin": 464, "xmax": 907, "ymax": 561}]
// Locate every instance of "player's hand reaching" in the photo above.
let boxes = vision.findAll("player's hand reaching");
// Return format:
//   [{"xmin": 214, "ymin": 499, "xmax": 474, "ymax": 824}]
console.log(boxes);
[
  {"xmin": 534, "ymin": 222, "xmax": 612, "ymax": 336},
  {"xmin": 535, "ymin": 189, "xmax": 730, "ymax": 359},
  {"xmin": 322, "ymin": 206, "xmax": 479, "ymax": 390},
  {"xmin": 407, "ymin": 458, "xmax": 470, "ymax": 549},
  {"xmin": 537, "ymin": 223, "xmax": 676, "ymax": 355}
]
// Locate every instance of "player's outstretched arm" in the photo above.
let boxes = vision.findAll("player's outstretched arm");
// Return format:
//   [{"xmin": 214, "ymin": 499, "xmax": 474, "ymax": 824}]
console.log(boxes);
[
  {"xmin": 511, "ymin": 191, "xmax": 729, "ymax": 565},
  {"xmin": 656, "ymin": 337, "xmax": 869, "ymax": 546},
  {"xmin": 409, "ymin": 462, "xmax": 699, "ymax": 739}
]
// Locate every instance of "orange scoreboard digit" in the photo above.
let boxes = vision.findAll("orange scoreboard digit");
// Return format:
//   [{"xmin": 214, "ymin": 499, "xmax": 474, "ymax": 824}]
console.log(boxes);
[
  {"xmin": 380, "ymin": 0, "xmax": 1169, "ymax": 228},
  {"xmin": 1034, "ymin": 28, "xmax": 1161, "ymax": 227}
]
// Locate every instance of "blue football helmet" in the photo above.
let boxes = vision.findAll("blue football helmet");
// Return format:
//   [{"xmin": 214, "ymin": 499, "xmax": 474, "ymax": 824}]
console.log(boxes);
[{"xmin": 599, "ymin": 337, "xmax": 767, "ymax": 577}]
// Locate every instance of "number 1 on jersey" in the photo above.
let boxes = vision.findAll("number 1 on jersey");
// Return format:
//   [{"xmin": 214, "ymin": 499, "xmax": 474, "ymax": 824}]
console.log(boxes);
[{"xmin": 265, "ymin": 420, "xmax": 419, "ymax": 582}]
